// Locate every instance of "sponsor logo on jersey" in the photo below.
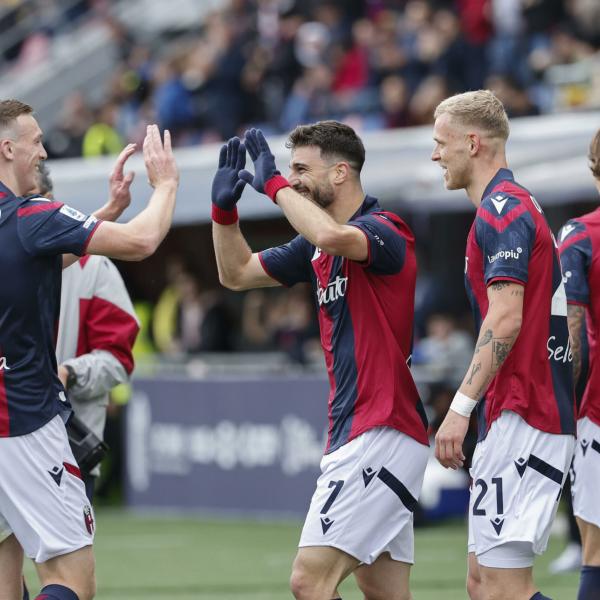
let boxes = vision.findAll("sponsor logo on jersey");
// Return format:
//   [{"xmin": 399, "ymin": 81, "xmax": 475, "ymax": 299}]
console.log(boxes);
[
  {"xmin": 0, "ymin": 356, "xmax": 11, "ymax": 371},
  {"xmin": 547, "ymin": 335, "xmax": 573, "ymax": 364},
  {"xmin": 59, "ymin": 205, "xmax": 86, "ymax": 222},
  {"xmin": 487, "ymin": 247, "xmax": 522, "ymax": 264},
  {"xmin": 317, "ymin": 276, "xmax": 348, "ymax": 306},
  {"xmin": 560, "ymin": 224, "xmax": 576, "ymax": 242}
]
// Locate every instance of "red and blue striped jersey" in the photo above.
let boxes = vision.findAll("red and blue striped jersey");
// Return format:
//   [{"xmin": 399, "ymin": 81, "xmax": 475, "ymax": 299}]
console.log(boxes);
[
  {"xmin": 465, "ymin": 169, "xmax": 576, "ymax": 441},
  {"xmin": 558, "ymin": 209, "xmax": 600, "ymax": 427},
  {"xmin": 0, "ymin": 182, "xmax": 100, "ymax": 436},
  {"xmin": 259, "ymin": 195, "xmax": 429, "ymax": 454}
]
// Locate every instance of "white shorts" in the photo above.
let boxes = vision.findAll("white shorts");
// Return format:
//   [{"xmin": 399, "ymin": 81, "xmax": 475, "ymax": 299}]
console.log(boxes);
[
  {"xmin": 571, "ymin": 417, "xmax": 600, "ymax": 528},
  {"xmin": 299, "ymin": 427, "xmax": 429, "ymax": 565},
  {"xmin": 468, "ymin": 411, "xmax": 575, "ymax": 568},
  {"xmin": 0, "ymin": 415, "xmax": 95, "ymax": 563}
]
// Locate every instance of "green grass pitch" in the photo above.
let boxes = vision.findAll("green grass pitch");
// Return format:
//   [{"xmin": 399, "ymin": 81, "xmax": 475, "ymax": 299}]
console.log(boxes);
[{"xmin": 24, "ymin": 510, "xmax": 579, "ymax": 598}]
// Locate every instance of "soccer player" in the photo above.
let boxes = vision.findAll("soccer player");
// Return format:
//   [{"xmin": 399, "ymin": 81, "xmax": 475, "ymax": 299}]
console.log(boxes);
[
  {"xmin": 557, "ymin": 127, "xmax": 600, "ymax": 600},
  {"xmin": 431, "ymin": 90, "xmax": 576, "ymax": 600},
  {"xmin": 211, "ymin": 122, "xmax": 429, "ymax": 600},
  {"xmin": 35, "ymin": 162, "xmax": 140, "ymax": 502},
  {"xmin": 0, "ymin": 99, "xmax": 178, "ymax": 600}
]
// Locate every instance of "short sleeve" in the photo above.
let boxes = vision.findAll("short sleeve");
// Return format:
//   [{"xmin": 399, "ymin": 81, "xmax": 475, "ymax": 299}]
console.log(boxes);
[
  {"xmin": 17, "ymin": 198, "xmax": 101, "ymax": 257},
  {"xmin": 558, "ymin": 219, "xmax": 591, "ymax": 305},
  {"xmin": 348, "ymin": 212, "xmax": 407, "ymax": 275},
  {"xmin": 475, "ymin": 193, "xmax": 535, "ymax": 285},
  {"xmin": 259, "ymin": 235, "xmax": 311, "ymax": 287}
]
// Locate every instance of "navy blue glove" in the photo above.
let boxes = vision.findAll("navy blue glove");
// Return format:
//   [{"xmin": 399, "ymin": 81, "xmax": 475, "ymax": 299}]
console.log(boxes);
[
  {"xmin": 211, "ymin": 137, "xmax": 247, "ymax": 224},
  {"xmin": 239, "ymin": 128, "xmax": 290, "ymax": 203}
]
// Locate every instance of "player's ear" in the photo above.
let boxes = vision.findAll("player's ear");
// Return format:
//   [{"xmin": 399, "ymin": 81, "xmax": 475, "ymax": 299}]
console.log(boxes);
[
  {"xmin": 467, "ymin": 133, "xmax": 481, "ymax": 156},
  {"xmin": 333, "ymin": 161, "xmax": 349, "ymax": 184},
  {"xmin": 0, "ymin": 138, "xmax": 14, "ymax": 161}
]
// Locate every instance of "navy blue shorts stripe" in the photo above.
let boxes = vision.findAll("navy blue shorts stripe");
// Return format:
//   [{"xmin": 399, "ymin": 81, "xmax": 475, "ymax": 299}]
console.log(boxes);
[
  {"xmin": 528, "ymin": 454, "xmax": 563, "ymax": 485},
  {"xmin": 592, "ymin": 439, "xmax": 600, "ymax": 455},
  {"xmin": 377, "ymin": 467, "xmax": 418, "ymax": 512}
]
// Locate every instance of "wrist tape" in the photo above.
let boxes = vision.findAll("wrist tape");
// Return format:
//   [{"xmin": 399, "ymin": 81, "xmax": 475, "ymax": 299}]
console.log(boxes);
[{"xmin": 450, "ymin": 391, "xmax": 478, "ymax": 417}]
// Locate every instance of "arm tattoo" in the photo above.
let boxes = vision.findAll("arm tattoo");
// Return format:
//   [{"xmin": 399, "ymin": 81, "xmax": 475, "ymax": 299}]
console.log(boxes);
[
  {"xmin": 568, "ymin": 304, "xmax": 586, "ymax": 384},
  {"xmin": 474, "ymin": 329, "xmax": 493, "ymax": 354},
  {"xmin": 492, "ymin": 337, "xmax": 514, "ymax": 372},
  {"xmin": 490, "ymin": 281, "xmax": 511, "ymax": 292},
  {"xmin": 466, "ymin": 362, "xmax": 481, "ymax": 385}
]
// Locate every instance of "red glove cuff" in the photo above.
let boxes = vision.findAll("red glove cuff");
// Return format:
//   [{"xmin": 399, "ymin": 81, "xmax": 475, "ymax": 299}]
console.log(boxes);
[
  {"xmin": 264, "ymin": 175, "xmax": 291, "ymax": 204},
  {"xmin": 212, "ymin": 204, "xmax": 239, "ymax": 225}
]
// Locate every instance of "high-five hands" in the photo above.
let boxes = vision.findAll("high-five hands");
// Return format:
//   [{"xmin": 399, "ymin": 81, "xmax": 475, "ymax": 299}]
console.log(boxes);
[
  {"xmin": 212, "ymin": 137, "xmax": 247, "ymax": 211},
  {"xmin": 143, "ymin": 125, "xmax": 179, "ymax": 189},
  {"xmin": 239, "ymin": 129, "xmax": 290, "ymax": 203}
]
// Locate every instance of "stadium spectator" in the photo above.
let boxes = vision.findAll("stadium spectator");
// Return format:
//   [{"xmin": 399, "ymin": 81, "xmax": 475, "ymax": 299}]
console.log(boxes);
[
  {"xmin": 212, "ymin": 121, "xmax": 429, "ymax": 599},
  {"xmin": 0, "ymin": 100, "xmax": 177, "ymax": 600},
  {"xmin": 557, "ymin": 127, "xmax": 600, "ymax": 599},
  {"xmin": 432, "ymin": 90, "xmax": 576, "ymax": 600},
  {"xmin": 413, "ymin": 313, "xmax": 473, "ymax": 384},
  {"xmin": 241, "ymin": 286, "xmax": 319, "ymax": 364},
  {"xmin": 28, "ymin": 2, "xmax": 599, "ymax": 154}
]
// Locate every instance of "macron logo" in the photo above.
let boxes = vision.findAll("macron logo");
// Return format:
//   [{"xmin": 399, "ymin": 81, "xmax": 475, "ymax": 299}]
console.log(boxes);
[
  {"xmin": 490, "ymin": 195, "xmax": 508, "ymax": 214},
  {"xmin": 560, "ymin": 224, "xmax": 576, "ymax": 243},
  {"xmin": 0, "ymin": 356, "xmax": 11, "ymax": 371},
  {"xmin": 312, "ymin": 247, "xmax": 322, "ymax": 261}
]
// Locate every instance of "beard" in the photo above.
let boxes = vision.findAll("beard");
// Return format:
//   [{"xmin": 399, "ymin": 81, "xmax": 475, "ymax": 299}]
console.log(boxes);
[{"xmin": 311, "ymin": 183, "xmax": 335, "ymax": 208}]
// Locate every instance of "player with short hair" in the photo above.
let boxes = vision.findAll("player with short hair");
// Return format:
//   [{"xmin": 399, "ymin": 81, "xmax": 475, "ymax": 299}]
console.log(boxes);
[
  {"xmin": 557, "ymin": 128, "xmax": 600, "ymax": 600},
  {"xmin": 431, "ymin": 90, "xmax": 576, "ymax": 600},
  {"xmin": 0, "ymin": 99, "xmax": 178, "ymax": 600},
  {"xmin": 211, "ymin": 121, "xmax": 429, "ymax": 600}
]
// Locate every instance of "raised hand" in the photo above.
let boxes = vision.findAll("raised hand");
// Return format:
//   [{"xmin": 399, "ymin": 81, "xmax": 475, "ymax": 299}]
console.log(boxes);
[
  {"xmin": 105, "ymin": 143, "xmax": 136, "ymax": 220},
  {"xmin": 238, "ymin": 128, "xmax": 280, "ymax": 194},
  {"xmin": 143, "ymin": 125, "xmax": 179, "ymax": 189},
  {"xmin": 212, "ymin": 137, "xmax": 247, "ymax": 211}
]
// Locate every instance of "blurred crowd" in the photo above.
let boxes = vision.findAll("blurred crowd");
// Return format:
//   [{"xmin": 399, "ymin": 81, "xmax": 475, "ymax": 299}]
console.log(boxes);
[{"xmin": 1, "ymin": 0, "xmax": 596, "ymax": 159}]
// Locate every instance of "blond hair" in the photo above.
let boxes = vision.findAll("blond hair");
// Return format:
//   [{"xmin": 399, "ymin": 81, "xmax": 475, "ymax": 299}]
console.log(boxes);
[
  {"xmin": 434, "ymin": 90, "xmax": 509, "ymax": 140},
  {"xmin": 0, "ymin": 99, "xmax": 33, "ymax": 138}
]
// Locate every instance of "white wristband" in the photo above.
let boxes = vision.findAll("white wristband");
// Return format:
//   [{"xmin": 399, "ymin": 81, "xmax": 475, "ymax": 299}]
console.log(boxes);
[{"xmin": 450, "ymin": 391, "xmax": 478, "ymax": 417}]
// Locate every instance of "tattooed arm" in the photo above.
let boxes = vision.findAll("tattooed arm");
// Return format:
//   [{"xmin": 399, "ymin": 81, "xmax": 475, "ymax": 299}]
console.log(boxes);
[
  {"xmin": 435, "ymin": 280, "xmax": 524, "ymax": 469},
  {"xmin": 457, "ymin": 281, "xmax": 524, "ymax": 401},
  {"xmin": 567, "ymin": 304, "xmax": 585, "ymax": 384}
]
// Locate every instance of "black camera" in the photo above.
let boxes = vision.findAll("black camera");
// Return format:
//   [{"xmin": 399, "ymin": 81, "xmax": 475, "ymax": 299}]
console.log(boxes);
[{"xmin": 66, "ymin": 413, "xmax": 109, "ymax": 475}]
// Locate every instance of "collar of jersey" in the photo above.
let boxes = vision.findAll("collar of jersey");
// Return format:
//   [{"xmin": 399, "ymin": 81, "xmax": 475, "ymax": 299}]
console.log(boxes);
[
  {"xmin": 481, "ymin": 168, "xmax": 514, "ymax": 201},
  {"xmin": 349, "ymin": 195, "xmax": 380, "ymax": 221}
]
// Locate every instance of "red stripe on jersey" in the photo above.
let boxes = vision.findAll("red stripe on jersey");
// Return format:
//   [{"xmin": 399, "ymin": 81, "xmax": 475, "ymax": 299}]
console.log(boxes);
[
  {"xmin": 0, "ymin": 364, "xmax": 9, "ymax": 436},
  {"xmin": 81, "ymin": 220, "xmax": 102, "ymax": 254},
  {"xmin": 478, "ymin": 203, "xmax": 528, "ymax": 233},
  {"xmin": 77, "ymin": 297, "xmax": 139, "ymax": 375},
  {"xmin": 0, "ymin": 192, "xmax": 7, "ymax": 200},
  {"xmin": 78, "ymin": 255, "xmax": 92, "ymax": 268},
  {"xmin": 258, "ymin": 252, "xmax": 290, "ymax": 287},
  {"xmin": 559, "ymin": 230, "xmax": 588, "ymax": 253},
  {"xmin": 373, "ymin": 213, "xmax": 403, "ymax": 235},
  {"xmin": 487, "ymin": 276, "xmax": 526, "ymax": 287},
  {"xmin": 63, "ymin": 461, "xmax": 82, "ymax": 480},
  {"xmin": 17, "ymin": 201, "xmax": 62, "ymax": 217}
]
